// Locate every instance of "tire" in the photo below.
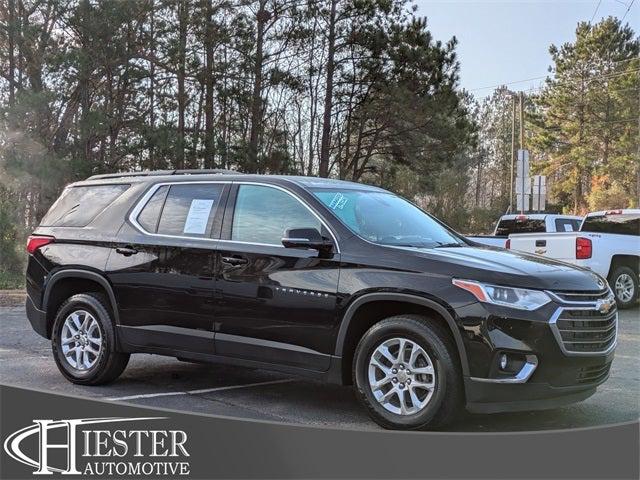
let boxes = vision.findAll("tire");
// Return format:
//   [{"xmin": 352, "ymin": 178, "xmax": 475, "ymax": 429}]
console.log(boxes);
[
  {"xmin": 609, "ymin": 266, "xmax": 639, "ymax": 309},
  {"xmin": 51, "ymin": 293, "xmax": 129, "ymax": 385},
  {"xmin": 352, "ymin": 314, "xmax": 463, "ymax": 430}
]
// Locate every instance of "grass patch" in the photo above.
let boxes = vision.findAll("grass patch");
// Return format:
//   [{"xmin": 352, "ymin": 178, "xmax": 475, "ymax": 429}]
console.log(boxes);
[{"xmin": 0, "ymin": 270, "xmax": 25, "ymax": 289}]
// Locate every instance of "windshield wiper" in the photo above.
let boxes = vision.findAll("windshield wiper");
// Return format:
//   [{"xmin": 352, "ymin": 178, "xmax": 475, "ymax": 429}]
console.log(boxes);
[{"xmin": 433, "ymin": 242, "xmax": 464, "ymax": 248}]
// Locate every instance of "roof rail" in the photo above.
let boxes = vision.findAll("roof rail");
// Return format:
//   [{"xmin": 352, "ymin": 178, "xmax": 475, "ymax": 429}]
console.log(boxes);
[{"xmin": 87, "ymin": 169, "xmax": 239, "ymax": 180}]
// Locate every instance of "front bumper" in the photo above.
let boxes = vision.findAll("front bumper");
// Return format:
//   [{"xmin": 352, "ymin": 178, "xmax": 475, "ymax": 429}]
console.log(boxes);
[{"xmin": 455, "ymin": 290, "xmax": 617, "ymax": 414}]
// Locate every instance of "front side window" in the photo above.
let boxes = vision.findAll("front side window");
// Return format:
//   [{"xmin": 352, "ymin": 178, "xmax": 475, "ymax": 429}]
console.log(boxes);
[
  {"xmin": 155, "ymin": 184, "xmax": 224, "ymax": 237},
  {"xmin": 231, "ymin": 185, "xmax": 321, "ymax": 245},
  {"xmin": 311, "ymin": 188, "xmax": 463, "ymax": 248}
]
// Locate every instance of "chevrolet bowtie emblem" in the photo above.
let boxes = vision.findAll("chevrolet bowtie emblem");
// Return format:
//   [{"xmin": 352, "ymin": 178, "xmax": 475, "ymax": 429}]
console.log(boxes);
[{"xmin": 595, "ymin": 298, "xmax": 615, "ymax": 314}]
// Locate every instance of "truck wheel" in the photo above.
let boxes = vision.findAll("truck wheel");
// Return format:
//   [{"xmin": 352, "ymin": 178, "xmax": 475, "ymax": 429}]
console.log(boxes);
[
  {"xmin": 51, "ymin": 293, "xmax": 129, "ymax": 385},
  {"xmin": 352, "ymin": 315, "xmax": 463, "ymax": 430},
  {"xmin": 609, "ymin": 266, "xmax": 639, "ymax": 309}
]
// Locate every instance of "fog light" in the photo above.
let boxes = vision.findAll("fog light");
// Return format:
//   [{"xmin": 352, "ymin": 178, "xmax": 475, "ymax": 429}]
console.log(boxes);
[{"xmin": 499, "ymin": 353, "xmax": 508, "ymax": 371}]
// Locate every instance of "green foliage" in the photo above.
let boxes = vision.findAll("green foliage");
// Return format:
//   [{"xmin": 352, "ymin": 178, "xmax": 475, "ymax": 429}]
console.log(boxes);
[
  {"xmin": 0, "ymin": 185, "xmax": 26, "ymax": 287},
  {"xmin": 530, "ymin": 17, "xmax": 639, "ymax": 213}
]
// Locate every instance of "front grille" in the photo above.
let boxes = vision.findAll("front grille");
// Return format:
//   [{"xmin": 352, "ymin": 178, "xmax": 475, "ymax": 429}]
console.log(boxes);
[
  {"xmin": 551, "ymin": 305, "xmax": 617, "ymax": 355},
  {"xmin": 554, "ymin": 289, "xmax": 610, "ymax": 303},
  {"xmin": 576, "ymin": 363, "xmax": 612, "ymax": 384}
]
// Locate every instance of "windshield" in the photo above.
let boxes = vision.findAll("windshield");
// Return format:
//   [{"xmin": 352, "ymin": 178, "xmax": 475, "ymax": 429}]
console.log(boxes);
[{"xmin": 311, "ymin": 188, "xmax": 464, "ymax": 248}]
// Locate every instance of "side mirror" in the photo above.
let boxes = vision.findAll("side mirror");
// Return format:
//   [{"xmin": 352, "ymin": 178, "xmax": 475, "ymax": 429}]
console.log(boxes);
[{"xmin": 282, "ymin": 228, "xmax": 333, "ymax": 253}]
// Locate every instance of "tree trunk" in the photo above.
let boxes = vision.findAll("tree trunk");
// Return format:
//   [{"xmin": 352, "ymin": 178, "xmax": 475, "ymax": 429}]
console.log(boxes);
[
  {"xmin": 318, "ymin": 0, "xmax": 337, "ymax": 178},
  {"xmin": 248, "ymin": 0, "xmax": 268, "ymax": 173},
  {"xmin": 7, "ymin": 0, "xmax": 16, "ymax": 106},
  {"xmin": 204, "ymin": 0, "xmax": 215, "ymax": 168},
  {"xmin": 148, "ymin": 0, "xmax": 156, "ymax": 167},
  {"xmin": 177, "ymin": 0, "xmax": 188, "ymax": 169}
]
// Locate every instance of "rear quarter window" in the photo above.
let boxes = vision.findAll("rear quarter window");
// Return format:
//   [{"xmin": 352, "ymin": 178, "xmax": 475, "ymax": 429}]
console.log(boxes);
[
  {"xmin": 495, "ymin": 218, "xmax": 546, "ymax": 236},
  {"xmin": 40, "ymin": 184, "xmax": 130, "ymax": 227},
  {"xmin": 581, "ymin": 214, "xmax": 640, "ymax": 236}
]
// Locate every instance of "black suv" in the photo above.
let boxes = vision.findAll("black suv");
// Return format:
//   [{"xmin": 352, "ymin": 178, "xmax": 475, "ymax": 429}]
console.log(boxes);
[{"xmin": 25, "ymin": 170, "xmax": 617, "ymax": 429}]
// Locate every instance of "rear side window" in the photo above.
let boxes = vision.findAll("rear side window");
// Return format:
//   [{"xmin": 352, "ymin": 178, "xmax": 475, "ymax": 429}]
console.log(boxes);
[
  {"xmin": 40, "ymin": 184, "xmax": 129, "ymax": 227},
  {"xmin": 555, "ymin": 218, "xmax": 581, "ymax": 232},
  {"xmin": 581, "ymin": 214, "xmax": 640, "ymax": 236},
  {"xmin": 495, "ymin": 218, "xmax": 546, "ymax": 236},
  {"xmin": 155, "ymin": 184, "xmax": 224, "ymax": 237},
  {"xmin": 137, "ymin": 185, "xmax": 170, "ymax": 233}
]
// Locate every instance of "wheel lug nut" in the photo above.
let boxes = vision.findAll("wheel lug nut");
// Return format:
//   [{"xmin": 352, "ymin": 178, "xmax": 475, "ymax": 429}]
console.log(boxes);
[
  {"xmin": 399, "ymin": 383, "xmax": 405, "ymax": 389},
  {"xmin": 406, "ymin": 370, "xmax": 411, "ymax": 375},
  {"xmin": 392, "ymin": 377, "xmax": 398, "ymax": 383},
  {"xmin": 399, "ymin": 365, "xmax": 404, "ymax": 370},
  {"xmin": 392, "ymin": 368, "xmax": 398, "ymax": 374},
  {"xmin": 407, "ymin": 379, "xmax": 412, "ymax": 384}
]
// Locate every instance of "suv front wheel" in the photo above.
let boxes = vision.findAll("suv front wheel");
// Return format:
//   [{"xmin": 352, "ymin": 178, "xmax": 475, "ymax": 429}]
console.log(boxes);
[
  {"xmin": 353, "ymin": 315, "xmax": 463, "ymax": 430},
  {"xmin": 51, "ymin": 293, "xmax": 129, "ymax": 385}
]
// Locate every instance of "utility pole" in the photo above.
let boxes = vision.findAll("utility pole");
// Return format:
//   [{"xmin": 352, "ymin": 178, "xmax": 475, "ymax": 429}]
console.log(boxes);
[
  {"xmin": 509, "ymin": 95, "xmax": 516, "ymax": 213},
  {"xmin": 519, "ymin": 91, "xmax": 525, "ymax": 150},
  {"xmin": 519, "ymin": 92, "xmax": 526, "ymax": 214}
]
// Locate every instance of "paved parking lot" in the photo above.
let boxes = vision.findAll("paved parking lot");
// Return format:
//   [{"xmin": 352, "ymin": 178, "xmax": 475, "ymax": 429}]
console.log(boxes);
[{"xmin": 1, "ymin": 301, "xmax": 638, "ymax": 431}]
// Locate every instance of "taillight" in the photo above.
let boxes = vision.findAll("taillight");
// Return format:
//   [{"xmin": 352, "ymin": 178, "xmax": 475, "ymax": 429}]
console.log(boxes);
[
  {"xmin": 505, "ymin": 239, "xmax": 511, "ymax": 249},
  {"xmin": 576, "ymin": 237, "xmax": 592, "ymax": 259},
  {"xmin": 26, "ymin": 235, "xmax": 55, "ymax": 254}
]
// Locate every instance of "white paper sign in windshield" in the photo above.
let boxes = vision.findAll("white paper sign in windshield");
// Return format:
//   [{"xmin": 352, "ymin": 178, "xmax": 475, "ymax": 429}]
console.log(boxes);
[{"xmin": 183, "ymin": 199, "xmax": 214, "ymax": 234}]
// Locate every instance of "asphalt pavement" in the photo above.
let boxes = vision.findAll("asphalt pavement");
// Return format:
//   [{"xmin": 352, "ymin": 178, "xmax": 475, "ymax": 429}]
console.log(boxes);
[{"xmin": 1, "ymin": 301, "xmax": 638, "ymax": 431}]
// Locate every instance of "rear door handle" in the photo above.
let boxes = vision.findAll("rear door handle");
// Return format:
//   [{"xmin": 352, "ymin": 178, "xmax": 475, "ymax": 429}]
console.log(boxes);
[
  {"xmin": 116, "ymin": 246, "xmax": 139, "ymax": 256},
  {"xmin": 535, "ymin": 240, "xmax": 546, "ymax": 247},
  {"xmin": 221, "ymin": 256, "xmax": 248, "ymax": 266}
]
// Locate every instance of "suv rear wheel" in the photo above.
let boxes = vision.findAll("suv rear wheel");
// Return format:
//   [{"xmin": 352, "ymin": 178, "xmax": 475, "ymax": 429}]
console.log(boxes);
[
  {"xmin": 609, "ymin": 265, "xmax": 639, "ymax": 309},
  {"xmin": 51, "ymin": 293, "xmax": 129, "ymax": 385},
  {"xmin": 352, "ymin": 314, "xmax": 462, "ymax": 430}
]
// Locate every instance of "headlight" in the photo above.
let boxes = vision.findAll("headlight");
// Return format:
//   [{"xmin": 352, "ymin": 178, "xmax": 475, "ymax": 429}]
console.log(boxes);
[{"xmin": 452, "ymin": 279, "xmax": 551, "ymax": 310}]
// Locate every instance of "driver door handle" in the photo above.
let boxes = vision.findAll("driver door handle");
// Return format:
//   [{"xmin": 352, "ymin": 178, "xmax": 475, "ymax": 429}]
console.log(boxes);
[
  {"xmin": 221, "ymin": 256, "xmax": 248, "ymax": 266},
  {"xmin": 115, "ymin": 246, "xmax": 138, "ymax": 256}
]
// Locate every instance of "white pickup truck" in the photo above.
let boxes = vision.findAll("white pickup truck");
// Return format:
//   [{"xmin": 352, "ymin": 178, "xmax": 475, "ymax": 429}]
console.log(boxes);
[
  {"xmin": 468, "ymin": 214, "xmax": 583, "ymax": 248},
  {"xmin": 508, "ymin": 209, "xmax": 640, "ymax": 308}
]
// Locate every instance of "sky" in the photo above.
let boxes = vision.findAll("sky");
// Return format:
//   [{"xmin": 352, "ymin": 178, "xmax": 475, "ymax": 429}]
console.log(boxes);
[{"xmin": 414, "ymin": 0, "xmax": 639, "ymax": 97}]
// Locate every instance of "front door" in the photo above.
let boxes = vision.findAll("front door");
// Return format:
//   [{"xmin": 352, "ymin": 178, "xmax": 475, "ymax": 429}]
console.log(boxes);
[
  {"xmin": 215, "ymin": 183, "xmax": 340, "ymax": 371},
  {"xmin": 107, "ymin": 182, "xmax": 229, "ymax": 355}
]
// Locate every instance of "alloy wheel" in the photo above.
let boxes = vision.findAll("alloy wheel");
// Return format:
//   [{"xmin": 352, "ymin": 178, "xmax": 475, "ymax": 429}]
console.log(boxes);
[
  {"xmin": 60, "ymin": 310, "xmax": 102, "ymax": 370},
  {"xmin": 615, "ymin": 273, "xmax": 635, "ymax": 303},
  {"xmin": 368, "ymin": 337, "xmax": 436, "ymax": 415}
]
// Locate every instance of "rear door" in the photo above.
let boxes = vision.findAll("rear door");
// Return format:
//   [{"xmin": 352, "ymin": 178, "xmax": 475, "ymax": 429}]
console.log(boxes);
[
  {"xmin": 106, "ymin": 181, "xmax": 229, "ymax": 355},
  {"xmin": 214, "ymin": 182, "xmax": 341, "ymax": 372}
]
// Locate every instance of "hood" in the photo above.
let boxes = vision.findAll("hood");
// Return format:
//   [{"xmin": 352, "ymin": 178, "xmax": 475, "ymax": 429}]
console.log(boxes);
[{"xmin": 397, "ymin": 245, "xmax": 605, "ymax": 292}]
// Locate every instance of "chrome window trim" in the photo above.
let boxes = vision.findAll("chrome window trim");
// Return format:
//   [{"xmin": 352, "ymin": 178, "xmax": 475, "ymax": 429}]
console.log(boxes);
[
  {"xmin": 128, "ymin": 180, "xmax": 340, "ymax": 252},
  {"xmin": 128, "ymin": 180, "xmax": 230, "ymax": 243}
]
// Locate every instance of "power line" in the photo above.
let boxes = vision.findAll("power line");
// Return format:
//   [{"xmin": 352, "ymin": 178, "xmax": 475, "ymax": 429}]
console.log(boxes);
[
  {"xmin": 469, "ymin": 58, "xmax": 639, "ymax": 92},
  {"xmin": 619, "ymin": 0, "xmax": 636, "ymax": 24},
  {"xmin": 590, "ymin": 0, "xmax": 603, "ymax": 23}
]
